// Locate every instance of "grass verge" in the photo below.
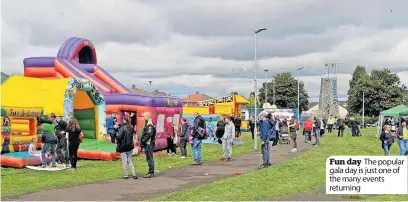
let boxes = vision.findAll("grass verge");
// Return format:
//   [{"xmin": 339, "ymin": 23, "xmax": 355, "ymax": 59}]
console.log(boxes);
[
  {"xmin": 1, "ymin": 133, "xmax": 256, "ymax": 197},
  {"xmin": 154, "ymin": 128, "xmax": 408, "ymax": 201}
]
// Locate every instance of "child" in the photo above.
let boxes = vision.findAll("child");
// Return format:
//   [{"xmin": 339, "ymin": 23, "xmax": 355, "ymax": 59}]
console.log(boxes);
[{"xmin": 28, "ymin": 138, "xmax": 40, "ymax": 155}]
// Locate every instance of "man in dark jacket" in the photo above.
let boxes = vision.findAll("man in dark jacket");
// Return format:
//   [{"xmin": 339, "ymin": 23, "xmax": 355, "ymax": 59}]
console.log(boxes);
[
  {"xmin": 41, "ymin": 113, "xmax": 69, "ymax": 166},
  {"xmin": 39, "ymin": 124, "xmax": 57, "ymax": 168},
  {"xmin": 179, "ymin": 118, "xmax": 189, "ymax": 158},
  {"xmin": 258, "ymin": 113, "xmax": 271, "ymax": 169},
  {"xmin": 216, "ymin": 116, "xmax": 226, "ymax": 144},
  {"xmin": 234, "ymin": 116, "xmax": 242, "ymax": 137},
  {"xmin": 140, "ymin": 112, "xmax": 156, "ymax": 178},
  {"xmin": 191, "ymin": 112, "xmax": 205, "ymax": 165}
]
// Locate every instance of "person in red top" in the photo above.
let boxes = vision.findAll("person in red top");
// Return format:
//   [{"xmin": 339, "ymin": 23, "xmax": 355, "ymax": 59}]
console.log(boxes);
[
  {"xmin": 303, "ymin": 118, "xmax": 313, "ymax": 143},
  {"xmin": 165, "ymin": 118, "xmax": 176, "ymax": 156}
]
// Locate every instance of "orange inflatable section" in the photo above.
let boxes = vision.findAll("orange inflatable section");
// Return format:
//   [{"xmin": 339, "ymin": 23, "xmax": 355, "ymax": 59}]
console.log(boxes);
[{"xmin": 77, "ymin": 149, "xmax": 120, "ymax": 161}]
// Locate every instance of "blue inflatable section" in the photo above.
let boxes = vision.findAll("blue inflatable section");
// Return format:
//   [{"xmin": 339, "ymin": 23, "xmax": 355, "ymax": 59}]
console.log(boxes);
[{"xmin": 183, "ymin": 114, "xmax": 221, "ymax": 121}]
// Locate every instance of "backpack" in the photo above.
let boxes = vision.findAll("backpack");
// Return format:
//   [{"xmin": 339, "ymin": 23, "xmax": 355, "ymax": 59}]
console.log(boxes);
[{"xmin": 268, "ymin": 120, "xmax": 276, "ymax": 141}]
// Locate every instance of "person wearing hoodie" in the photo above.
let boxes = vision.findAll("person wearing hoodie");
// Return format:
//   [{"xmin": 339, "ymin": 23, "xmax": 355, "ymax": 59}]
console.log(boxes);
[
  {"xmin": 116, "ymin": 113, "xmax": 137, "ymax": 179},
  {"xmin": 221, "ymin": 116, "xmax": 235, "ymax": 161},
  {"xmin": 140, "ymin": 112, "xmax": 156, "ymax": 178},
  {"xmin": 258, "ymin": 113, "xmax": 271, "ymax": 169},
  {"xmin": 39, "ymin": 124, "xmax": 57, "ymax": 168},
  {"xmin": 397, "ymin": 121, "xmax": 408, "ymax": 156},
  {"xmin": 191, "ymin": 112, "xmax": 206, "ymax": 165},
  {"xmin": 179, "ymin": 118, "xmax": 189, "ymax": 158}
]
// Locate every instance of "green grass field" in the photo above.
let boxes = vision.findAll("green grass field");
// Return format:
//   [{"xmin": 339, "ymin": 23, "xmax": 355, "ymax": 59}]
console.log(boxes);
[
  {"xmin": 1, "ymin": 133, "xmax": 256, "ymax": 197},
  {"xmin": 154, "ymin": 128, "xmax": 408, "ymax": 201}
]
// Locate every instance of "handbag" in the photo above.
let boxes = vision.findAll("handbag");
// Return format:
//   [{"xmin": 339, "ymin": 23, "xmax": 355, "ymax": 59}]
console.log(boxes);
[{"xmin": 173, "ymin": 135, "xmax": 178, "ymax": 144}]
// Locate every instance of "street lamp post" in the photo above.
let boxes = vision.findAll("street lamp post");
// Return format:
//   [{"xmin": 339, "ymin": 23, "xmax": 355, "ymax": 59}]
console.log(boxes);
[
  {"xmin": 253, "ymin": 28, "xmax": 267, "ymax": 150},
  {"xmin": 273, "ymin": 80, "xmax": 276, "ymax": 105},
  {"xmin": 297, "ymin": 67, "xmax": 305, "ymax": 121},
  {"xmin": 264, "ymin": 69, "xmax": 268, "ymax": 104},
  {"xmin": 362, "ymin": 91, "xmax": 365, "ymax": 128}
]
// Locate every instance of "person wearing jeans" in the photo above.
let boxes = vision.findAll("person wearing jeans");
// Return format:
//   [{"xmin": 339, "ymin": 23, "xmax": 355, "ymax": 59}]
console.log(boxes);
[
  {"xmin": 192, "ymin": 137, "xmax": 202, "ymax": 163},
  {"xmin": 179, "ymin": 118, "xmax": 189, "ymax": 158},
  {"xmin": 380, "ymin": 125, "xmax": 394, "ymax": 156},
  {"xmin": 314, "ymin": 117, "xmax": 321, "ymax": 146},
  {"xmin": 258, "ymin": 113, "xmax": 270, "ymax": 169},
  {"xmin": 397, "ymin": 122, "xmax": 408, "ymax": 156},
  {"xmin": 40, "ymin": 124, "xmax": 57, "ymax": 167},
  {"xmin": 207, "ymin": 118, "xmax": 216, "ymax": 142}
]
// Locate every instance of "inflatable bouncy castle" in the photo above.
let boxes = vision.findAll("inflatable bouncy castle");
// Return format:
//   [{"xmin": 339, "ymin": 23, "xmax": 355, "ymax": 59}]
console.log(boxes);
[{"xmin": 23, "ymin": 37, "xmax": 182, "ymax": 151}]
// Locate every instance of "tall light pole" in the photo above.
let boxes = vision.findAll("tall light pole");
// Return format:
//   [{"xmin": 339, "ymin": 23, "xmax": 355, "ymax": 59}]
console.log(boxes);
[
  {"xmin": 362, "ymin": 91, "xmax": 365, "ymax": 128},
  {"xmin": 297, "ymin": 67, "xmax": 305, "ymax": 121},
  {"xmin": 273, "ymin": 80, "xmax": 276, "ymax": 105},
  {"xmin": 254, "ymin": 27, "xmax": 267, "ymax": 150},
  {"xmin": 264, "ymin": 69, "xmax": 268, "ymax": 104}
]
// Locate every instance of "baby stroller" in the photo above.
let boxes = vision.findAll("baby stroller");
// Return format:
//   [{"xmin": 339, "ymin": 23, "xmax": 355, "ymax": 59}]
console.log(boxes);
[{"xmin": 279, "ymin": 124, "xmax": 290, "ymax": 144}]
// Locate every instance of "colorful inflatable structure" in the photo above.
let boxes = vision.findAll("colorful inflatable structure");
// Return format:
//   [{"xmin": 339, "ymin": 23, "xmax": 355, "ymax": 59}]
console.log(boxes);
[
  {"xmin": 23, "ymin": 37, "xmax": 182, "ymax": 151},
  {"xmin": 0, "ymin": 75, "xmax": 112, "ymax": 167},
  {"xmin": 183, "ymin": 94, "xmax": 249, "ymax": 129}
]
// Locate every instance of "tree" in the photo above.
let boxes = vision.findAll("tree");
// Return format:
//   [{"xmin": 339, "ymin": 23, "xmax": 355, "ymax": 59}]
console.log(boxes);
[
  {"xmin": 258, "ymin": 72, "xmax": 309, "ymax": 113},
  {"xmin": 347, "ymin": 67, "xmax": 407, "ymax": 116},
  {"xmin": 246, "ymin": 92, "xmax": 257, "ymax": 108}
]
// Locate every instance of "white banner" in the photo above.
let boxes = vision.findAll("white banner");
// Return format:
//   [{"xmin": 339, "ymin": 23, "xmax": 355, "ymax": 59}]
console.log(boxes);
[{"xmin": 326, "ymin": 156, "xmax": 408, "ymax": 194}]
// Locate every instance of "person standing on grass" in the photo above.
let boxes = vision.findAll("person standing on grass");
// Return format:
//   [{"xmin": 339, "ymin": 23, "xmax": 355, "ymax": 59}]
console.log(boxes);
[
  {"xmin": 45, "ymin": 113, "xmax": 69, "ymax": 167},
  {"xmin": 207, "ymin": 117, "xmax": 216, "ymax": 142},
  {"xmin": 289, "ymin": 118, "xmax": 298, "ymax": 152},
  {"xmin": 221, "ymin": 116, "xmax": 235, "ymax": 161},
  {"xmin": 216, "ymin": 116, "xmax": 226, "ymax": 144},
  {"xmin": 397, "ymin": 121, "xmax": 408, "ymax": 156},
  {"xmin": 303, "ymin": 118, "xmax": 313, "ymax": 143},
  {"xmin": 140, "ymin": 112, "xmax": 156, "ymax": 178},
  {"xmin": 191, "ymin": 112, "xmax": 205, "ymax": 165},
  {"xmin": 338, "ymin": 118, "xmax": 345, "ymax": 137},
  {"xmin": 165, "ymin": 118, "xmax": 176, "ymax": 156},
  {"xmin": 380, "ymin": 125, "xmax": 394, "ymax": 156},
  {"xmin": 116, "ymin": 113, "xmax": 137, "ymax": 179},
  {"xmin": 39, "ymin": 124, "xmax": 57, "ymax": 168},
  {"xmin": 313, "ymin": 117, "xmax": 321, "ymax": 146},
  {"xmin": 234, "ymin": 115, "xmax": 242, "ymax": 137},
  {"xmin": 248, "ymin": 116, "xmax": 255, "ymax": 140},
  {"xmin": 319, "ymin": 118, "xmax": 325, "ymax": 138},
  {"xmin": 258, "ymin": 113, "xmax": 271, "ymax": 169},
  {"xmin": 106, "ymin": 111, "xmax": 118, "ymax": 143},
  {"xmin": 66, "ymin": 117, "xmax": 82, "ymax": 170},
  {"xmin": 179, "ymin": 118, "xmax": 189, "ymax": 159}
]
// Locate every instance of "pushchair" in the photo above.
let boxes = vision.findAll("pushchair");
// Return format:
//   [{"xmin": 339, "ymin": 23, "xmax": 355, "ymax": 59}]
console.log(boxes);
[{"xmin": 279, "ymin": 125, "xmax": 290, "ymax": 144}]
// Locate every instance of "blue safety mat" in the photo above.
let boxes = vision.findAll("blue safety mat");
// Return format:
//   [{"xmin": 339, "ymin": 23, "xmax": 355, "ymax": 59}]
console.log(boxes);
[{"xmin": 2, "ymin": 151, "xmax": 38, "ymax": 158}]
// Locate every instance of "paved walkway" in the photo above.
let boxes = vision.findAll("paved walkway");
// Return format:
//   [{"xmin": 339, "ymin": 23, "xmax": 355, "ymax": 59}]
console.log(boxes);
[{"xmin": 6, "ymin": 140, "xmax": 313, "ymax": 201}]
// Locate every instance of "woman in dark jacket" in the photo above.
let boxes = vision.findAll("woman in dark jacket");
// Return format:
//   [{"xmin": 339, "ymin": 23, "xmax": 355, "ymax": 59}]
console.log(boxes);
[
  {"xmin": 179, "ymin": 118, "xmax": 189, "ymax": 158},
  {"xmin": 248, "ymin": 116, "xmax": 255, "ymax": 140},
  {"xmin": 116, "ymin": 113, "xmax": 137, "ymax": 179},
  {"xmin": 379, "ymin": 125, "xmax": 394, "ymax": 156},
  {"xmin": 66, "ymin": 117, "xmax": 82, "ymax": 170}
]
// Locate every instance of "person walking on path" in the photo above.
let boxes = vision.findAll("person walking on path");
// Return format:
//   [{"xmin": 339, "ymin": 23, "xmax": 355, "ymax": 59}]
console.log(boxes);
[
  {"xmin": 313, "ymin": 117, "xmax": 321, "ymax": 146},
  {"xmin": 289, "ymin": 118, "xmax": 298, "ymax": 152},
  {"xmin": 66, "ymin": 117, "xmax": 82, "ymax": 170},
  {"xmin": 267, "ymin": 114, "xmax": 276, "ymax": 166},
  {"xmin": 116, "ymin": 113, "xmax": 137, "ymax": 179},
  {"xmin": 39, "ymin": 124, "xmax": 57, "ymax": 168},
  {"xmin": 258, "ymin": 113, "xmax": 271, "ymax": 169},
  {"xmin": 272, "ymin": 117, "xmax": 280, "ymax": 147},
  {"xmin": 221, "ymin": 116, "xmax": 235, "ymax": 161},
  {"xmin": 380, "ymin": 125, "xmax": 394, "ymax": 156},
  {"xmin": 207, "ymin": 118, "xmax": 216, "ymax": 142},
  {"xmin": 106, "ymin": 111, "xmax": 118, "ymax": 143},
  {"xmin": 397, "ymin": 121, "xmax": 408, "ymax": 156},
  {"xmin": 191, "ymin": 112, "xmax": 206, "ymax": 165},
  {"xmin": 248, "ymin": 116, "xmax": 255, "ymax": 140},
  {"xmin": 140, "ymin": 112, "xmax": 156, "ymax": 178},
  {"xmin": 179, "ymin": 118, "xmax": 189, "ymax": 159}
]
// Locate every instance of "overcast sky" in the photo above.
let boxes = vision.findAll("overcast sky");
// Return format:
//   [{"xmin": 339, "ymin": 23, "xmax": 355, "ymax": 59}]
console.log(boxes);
[{"xmin": 2, "ymin": 0, "xmax": 408, "ymax": 100}]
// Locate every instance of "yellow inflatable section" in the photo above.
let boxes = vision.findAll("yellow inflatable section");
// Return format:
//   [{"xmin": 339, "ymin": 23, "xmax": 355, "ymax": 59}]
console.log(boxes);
[{"xmin": 1, "ymin": 75, "xmax": 70, "ymax": 116}]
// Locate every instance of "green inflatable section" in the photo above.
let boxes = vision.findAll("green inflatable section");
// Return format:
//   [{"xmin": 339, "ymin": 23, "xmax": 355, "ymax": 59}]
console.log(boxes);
[
  {"xmin": 79, "ymin": 139, "xmax": 116, "ymax": 152},
  {"xmin": 74, "ymin": 108, "xmax": 96, "ymax": 139}
]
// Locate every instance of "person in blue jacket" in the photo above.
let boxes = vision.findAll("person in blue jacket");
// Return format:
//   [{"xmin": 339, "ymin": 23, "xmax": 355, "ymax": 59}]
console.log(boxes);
[
  {"xmin": 106, "ymin": 111, "xmax": 118, "ymax": 143},
  {"xmin": 267, "ymin": 114, "xmax": 276, "ymax": 166},
  {"xmin": 259, "ymin": 113, "xmax": 271, "ymax": 169}
]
